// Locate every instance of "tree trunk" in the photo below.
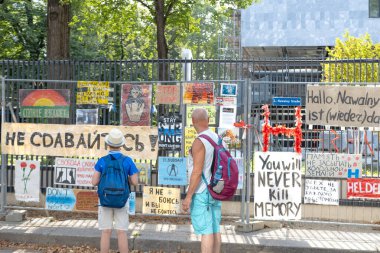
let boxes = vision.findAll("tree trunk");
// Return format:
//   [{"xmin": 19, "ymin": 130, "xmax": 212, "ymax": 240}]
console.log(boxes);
[{"xmin": 155, "ymin": 0, "xmax": 169, "ymax": 81}]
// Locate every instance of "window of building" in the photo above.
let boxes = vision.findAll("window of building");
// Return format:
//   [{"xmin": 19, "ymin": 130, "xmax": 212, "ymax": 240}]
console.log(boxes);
[{"xmin": 369, "ymin": 0, "xmax": 380, "ymax": 18}]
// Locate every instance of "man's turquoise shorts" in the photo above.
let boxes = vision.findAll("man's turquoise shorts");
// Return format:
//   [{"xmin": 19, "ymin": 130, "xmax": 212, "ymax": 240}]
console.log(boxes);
[{"xmin": 190, "ymin": 189, "xmax": 222, "ymax": 235}]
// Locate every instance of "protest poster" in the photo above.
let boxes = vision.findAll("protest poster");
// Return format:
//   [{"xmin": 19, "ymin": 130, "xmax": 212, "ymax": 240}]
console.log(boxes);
[
  {"xmin": 74, "ymin": 190, "xmax": 98, "ymax": 212},
  {"xmin": 76, "ymin": 81, "xmax": 110, "ymax": 105},
  {"xmin": 220, "ymin": 83, "xmax": 237, "ymax": 97},
  {"xmin": 235, "ymin": 157, "xmax": 244, "ymax": 190},
  {"xmin": 158, "ymin": 114, "xmax": 182, "ymax": 150},
  {"xmin": 19, "ymin": 89, "xmax": 70, "ymax": 118},
  {"xmin": 254, "ymin": 152, "xmax": 302, "ymax": 220},
  {"xmin": 347, "ymin": 178, "xmax": 380, "ymax": 199},
  {"xmin": 183, "ymin": 83, "xmax": 214, "ymax": 104},
  {"xmin": 142, "ymin": 186, "xmax": 181, "ymax": 215},
  {"xmin": 186, "ymin": 105, "xmax": 216, "ymax": 127},
  {"xmin": 46, "ymin": 187, "xmax": 76, "ymax": 211},
  {"xmin": 158, "ymin": 157, "xmax": 187, "ymax": 185},
  {"xmin": 306, "ymin": 85, "xmax": 380, "ymax": 127},
  {"xmin": 54, "ymin": 158, "xmax": 96, "ymax": 187},
  {"xmin": 127, "ymin": 192, "xmax": 136, "ymax": 215},
  {"xmin": 215, "ymin": 97, "xmax": 237, "ymax": 106},
  {"xmin": 306, "ymin": 153, "xmax": 362, "ymax": 178},
  {"xmin": 219, "ymin": 105, "xmax": 237, "ymax": 128},
  {"xmin": 155, "ymin": 85, "xmax": 180, "ymax": 104},
  {"xmin": 135, "ymin": 163, "xmax": 151, "ymax": 185},
  {"xmin": 120, "ymin": 84, "xmax": 152, "ymax": 126},
  {"xmin": 304, "ymin": 179, "xmax": 339, "ymax": 205},
  {"xmin": 184, "ymin": 127, "xmax": 215, "ymax": 156},
  {"xmin": 76, "ymin": 109, "xmax": 98, "ymax": 125},
  {"xmin": 2, "ymin": 123, "xmax": 158, "ymax": 160},
  {"xmin": 14, "ymin": 160, "xmax": 40, "ymax": 202}
]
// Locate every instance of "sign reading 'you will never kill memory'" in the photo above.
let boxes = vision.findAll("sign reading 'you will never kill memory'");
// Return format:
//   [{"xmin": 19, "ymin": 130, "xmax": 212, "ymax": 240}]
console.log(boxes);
[
  {"xmin": 254, "ymin": 152, "xmax": 302, "ymax": 220},
  {"xmin": 306, "ymin": 85, "xmax": 380, "ymax": 127}
]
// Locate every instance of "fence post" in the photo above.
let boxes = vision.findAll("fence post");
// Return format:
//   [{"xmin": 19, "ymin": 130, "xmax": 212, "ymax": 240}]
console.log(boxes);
[
  {"xmin": 1, "ymin": 76, "xmax": 6, "ymax": 215},
  {"xmin": 245, "ymin": 79, "xmax": 253, "ymax": 224}
]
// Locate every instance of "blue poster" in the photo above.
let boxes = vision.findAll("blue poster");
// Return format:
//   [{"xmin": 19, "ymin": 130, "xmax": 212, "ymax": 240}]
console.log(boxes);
[
  {"xmin": 45, "ymin": 187, "xmax": 76, "ymax": 211},
  {"xmin": 272, "ymin": 97, "xmax": 301, "ymax": 106},
  {"xmin": 158, "ymin": 114, "xmax": 182, "ymax": 150},
  {"xmin": 158, "ymin": 157, "xmax": 187, "ymax": 185}
]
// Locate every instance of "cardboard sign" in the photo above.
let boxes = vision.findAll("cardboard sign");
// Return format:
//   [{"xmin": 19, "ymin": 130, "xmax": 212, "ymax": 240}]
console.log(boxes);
[
  {"xmin": 135, "ymin": 163, "xmax": 151, "ymax": 185},
  {"xmin": 347, "ymin": 178, "xmax": 380, "ymax": 199},
  {"xmin": 54, "ymin": 158, "xmax": 96, "ymax": 187},
  {"xmin": 254, "ymin": 152, "xmax": 302, "ymax": 220},
  {"xmin": 306, "ymin": 153, "xmax": 362, "ymax": 178},
  {"xmin": 142, "ymin": 186, "xmax": 180, "ymax": 215},
  {"xmin": 121, "ymin": 84, "xmax": 152, "ymax": 126},
  {"xmin": 184, "ymin": 127, "xmax": 215, "ymax": 156},
  {"xmin": 2, "ymin": 123, "xmax": 158, "ymax": 160},
  {"xmin": 76, "ymin": 81, "xmax": 110, "ymax": 105},
  {"xmin": 74, "ymin": 190, "xmax": 98, "ymax": 212},
  {"xmin": 304, "ymin": 179, "xmax": 339, "ymax": 205},
  {"xmin": 306, "ymin": 85, "xmax": 380, "ymax": 127},
  {"xmin": 183, "ymin": 83, "xmax": 214, "ymax": 104},
  {"xmin": 19, "ymin": 89, "xmax": 70, "ymax": 118},
  {"xmin": 158, "ymin": 157, "xmax": 187, "ymax": 185},
  {"xmin": 46, "ymin": 187, "xmax": 76, "ymax": 211},
  {"xmin": 155, "ymin": 85, "xmax": 180, "ymax": 104},
  {"xmin": 186, "ymin": 105, "xmax": 216, "ymax": 127},
  {"xmin": 14, "ymin": 160, "xmax": 40, "ymax": 202},
  {"xmin": 76, "ymin": 109, "xmax": 98, "ymax": 125},
  {"xmin": 158, "ymin": 114, "xmax": 182, "ymax": 150}
]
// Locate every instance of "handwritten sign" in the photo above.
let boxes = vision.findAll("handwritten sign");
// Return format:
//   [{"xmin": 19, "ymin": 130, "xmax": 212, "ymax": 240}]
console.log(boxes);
[
  {"xmin": 184, "ymin": 127, "xmax": 215, "ymax": 156},
  {"xmin": 54, "ymin": 158, "xmax": 96, "ymax": 187},
  {"xmin": 183, "ymin": 83, "xmax": 214, "ymax": 104},
  {"xmin": 76, "ymin": 81, "xmax": 110, "ymax": 105},
  {"xmin": 254, "ymin": 152, "xmax": 302, "ymax": 220},
  {"xmin": 14, "ymin": 160, "xmax": 40, "ymax": 202},
  {"xmin": 74, "ymin": 190, "xmax": 98, "ymax": 212},
  {"xmin": 155, "ymin": 85, "xmax": 180, "ymax": 104},
  {"xmin": 135, "ymin": 163, "xmax": 151, "ymax": 185},
  {"xmin": 304, "ymin": 179, "xmax": 339, "ymax": 205},
  {"xmin": 347, "ymin": 178, "xmax": 380, "ymax": 199},
  {"xmin": 186, "ymin": 105, "xmax": 216, "ymax": 126},
  {"xmin": 142, "ymin": 186, "xmax": 180, "ymax": 215},
  {"xmin": 19, "ymin": 89, "xmax": 70, "ymax": 118},
  {"xmin": 158, "ymin": 157, "xmax": 187, "ymax": 185},
  {"xmin": 46, "ymin": 187, "xmax": 76, "ymax": 211},
  {"xmin": 158, "ymin": 114, "xmax": 182, "ymax": 150},
  {"xmin": 306, "ymin": 85, "xmax": 380, "ymax": 127},
  {"xmin": 2, "ymin": 123, "xmax": 158, "ymax": 159},
  {"xmin": 306, "ymin": 153, "xmax": 362, "ymax": 178}
]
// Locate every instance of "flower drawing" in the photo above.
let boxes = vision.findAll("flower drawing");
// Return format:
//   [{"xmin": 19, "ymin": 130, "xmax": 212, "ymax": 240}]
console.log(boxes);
[{"xmin": 21, "ymin": 162, "xmax": 36, "ymax": 194}]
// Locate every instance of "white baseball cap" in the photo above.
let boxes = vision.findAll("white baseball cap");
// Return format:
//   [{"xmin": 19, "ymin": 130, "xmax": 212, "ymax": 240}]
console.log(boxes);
[{"xmin": 105, "ymin": 128, "xmax": 126, "ymax": 147}]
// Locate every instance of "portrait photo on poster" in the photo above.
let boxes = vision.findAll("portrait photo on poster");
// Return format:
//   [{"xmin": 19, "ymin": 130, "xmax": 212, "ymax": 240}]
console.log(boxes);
[
  {"xmin": 220, "ymin": 83, "xmax": 237, "ymax": 97},
  {"xmin": 76, "ymin": 108, "xmax": 98, "ymax": 125}
]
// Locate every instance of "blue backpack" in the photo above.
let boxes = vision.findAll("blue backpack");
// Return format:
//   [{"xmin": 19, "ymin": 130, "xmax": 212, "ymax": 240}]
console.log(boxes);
[{"xmin": 98, "ymin": 154, "xmax": 130, "ymax": 208}]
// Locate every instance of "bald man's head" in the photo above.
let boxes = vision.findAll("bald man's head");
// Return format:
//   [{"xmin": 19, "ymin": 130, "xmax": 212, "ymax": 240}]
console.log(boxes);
[{"xmin": 192, "ymin": 108, "xmax": 209, "ymax": 132}]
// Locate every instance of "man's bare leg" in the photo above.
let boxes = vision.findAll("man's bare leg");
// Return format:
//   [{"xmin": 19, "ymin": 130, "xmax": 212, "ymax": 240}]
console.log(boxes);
[
  {"xmin": 201, "ymin": 234, "xmax": 214, "ymax": 253},
  {"xmin": 117, "ymin": 230, "xmax": 129, "ymax": 253},
  {"xmin": 213, "ymin": 232, "xmax": 221, "ymax": 253}
]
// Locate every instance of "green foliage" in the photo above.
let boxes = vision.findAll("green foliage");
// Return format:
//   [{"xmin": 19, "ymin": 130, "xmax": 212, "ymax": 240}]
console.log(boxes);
[
  {"xmin": 0, "ymin": 0, "xmax": 46, "ymax": 60},
  {"xmin": 323, "ymin": 32, "xmax": 380, "ymax": 82}
]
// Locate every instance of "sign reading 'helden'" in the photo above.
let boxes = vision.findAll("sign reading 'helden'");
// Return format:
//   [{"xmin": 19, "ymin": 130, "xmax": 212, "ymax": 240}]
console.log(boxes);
[
  {"xmin": 306, "ymin": 85, "xmax": 380, "ymax": 127},
  {"xmin": 2, "ymin": 123, "xmax": 158, "ymax": 160}
]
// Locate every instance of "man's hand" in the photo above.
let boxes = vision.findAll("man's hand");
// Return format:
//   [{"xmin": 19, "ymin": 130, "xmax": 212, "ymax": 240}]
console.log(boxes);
[{"xmin": 182, "ymin": 196, "xmax": 192, "ymax": 213}]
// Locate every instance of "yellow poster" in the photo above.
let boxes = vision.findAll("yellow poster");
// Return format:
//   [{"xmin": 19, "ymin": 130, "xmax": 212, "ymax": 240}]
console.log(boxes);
[
  {"xmin": 2, "ymin": 123, "xmax": 158, "ymax": 160},
  {"xmin": 142, "ymin": 186, "xmax": 180, "ymax": 215},
  {"xmin": 77, "ymin": 81, "xmax": 110, "ymax": 105},
  {"xmin": 186, "ymin": 105, "xmax": 216, "ymax": 126},
  {"xmin": 184, "ymin": 127, "xmax": 215, "ymax": 156}
]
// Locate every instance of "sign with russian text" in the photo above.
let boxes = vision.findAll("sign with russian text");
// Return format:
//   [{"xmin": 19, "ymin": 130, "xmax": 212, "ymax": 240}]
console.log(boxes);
[
  {"xmin": 158, "ymin": 114, "xmax": 182, "ymax": 150},
  {"xmin": 347, "ymin": 178, "xmax": 380, "ymax": 199},
  {"xmin": 304, "ymin": 179, "xmax": 339, "ymax": 205},
  {"xmin": 142, "ymin": 186, "xmax": 180, "ymax": 215},
  {"xmin": 19, "ymin": 89, "xmax": 70, "ymax": 118},
  {"xmin": 155, "ymin": 85, "xmax": 180, "ymax": 104},
  {"xmin": 183, "ymin": 83, "xmax": 214, "ymax": 104},
  {"xmin": 254, "ymin": 152, "xmax": 302, "ymax": 220},
  {"xmin": 184, "ymin": 127, "xmax": 215, "ymax": 156},
  {"xmin": 46, "ymin": 187, "xmax": 76, "ymax": 211},
  {"xmin": 272, "ymin": 97, "xmax": 301, "ymax": 106},
  {"xmin": 158, "ymin": 157, "xmax": 187, "ymax": 185},
  {"xmin": 306, "ymin": 85, "xmax": 380, "ymax": 127},
  {"xmin": 121, "ymin": 84, "xmax": 152, "ymax": 126},
  {"xmin": 14, "ymin": 160, "xmax": 40, "ymax": 202},
  {"xmin": 76, "ymin": 81, "xmax": 110, "ymax": 105},
  {"xmin": 2, "ymin": 123, "xmax": 158, "ymax": 159},
  {"xmin": 74, "ymin": 190, "xmax": 98, "ymax": 212},
  {"xmin": 306, "ymin": 153, "xmax": 362, "ymax": 178},
  {"xmin": 186, "ymin": 105, "xmax": 216, "ymax": 126},
  {"xmin": 54, "ymin": 158, "xmax": 96, "ymax": 187}
]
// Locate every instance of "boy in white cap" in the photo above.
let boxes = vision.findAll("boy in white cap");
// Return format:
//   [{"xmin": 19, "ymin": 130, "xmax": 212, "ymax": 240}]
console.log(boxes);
[{"xmin": 92, "ymin": 128, "xmax": 139, "ymax": 253}]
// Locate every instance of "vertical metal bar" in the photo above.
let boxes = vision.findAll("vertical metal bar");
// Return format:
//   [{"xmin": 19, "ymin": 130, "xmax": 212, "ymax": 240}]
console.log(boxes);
[
  {"xmin": 1, "ymin": 76, "xmax": 6, "ymax": 214},
  {"xmin": 240, "ymin": 79, "xmax": 248, "ymax": 223},
  {"xmin": 245, "ymin": 79, "xmax": 253, "ymax": 224}
]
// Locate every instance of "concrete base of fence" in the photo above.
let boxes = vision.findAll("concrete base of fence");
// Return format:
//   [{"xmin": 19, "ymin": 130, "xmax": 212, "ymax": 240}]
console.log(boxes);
[
  {"xmin": 235, "ymin": 220, "xmax": 265, "ymax": 232},
  {"xmin": 264, "ymin": 221, "xmax": 283, "ymax": 229},
  {"xmin": 5, "ymin": 210, "xmax": 27, "ymax": 222}
]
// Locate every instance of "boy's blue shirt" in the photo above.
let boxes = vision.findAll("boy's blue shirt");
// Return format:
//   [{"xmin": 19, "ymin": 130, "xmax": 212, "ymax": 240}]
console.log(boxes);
[{"xmin": 95, "ymin": 150, "xmax": 139, "ymax": 176}]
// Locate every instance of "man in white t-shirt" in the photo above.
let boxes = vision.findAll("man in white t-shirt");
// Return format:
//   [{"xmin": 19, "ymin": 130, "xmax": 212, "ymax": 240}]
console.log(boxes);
[{"xmin": 182, "ymin": 108, "xmax": 221, "ymax": 253}]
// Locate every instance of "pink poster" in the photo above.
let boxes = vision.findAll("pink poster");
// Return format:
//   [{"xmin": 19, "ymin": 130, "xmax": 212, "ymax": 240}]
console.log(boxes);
[{"xmin": 120, "ymin": 84, "xmax": 152, "ymax": 126}]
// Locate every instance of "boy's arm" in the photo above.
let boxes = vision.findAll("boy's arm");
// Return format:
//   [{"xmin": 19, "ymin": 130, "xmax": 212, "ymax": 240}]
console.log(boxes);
[
  {"xmin": 129, "ymin": 173, "xmax": 138, "ymax": 186},
  {"xmin": 92, "ymin": 171, "xmax": 101, "ymax": 186}
]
